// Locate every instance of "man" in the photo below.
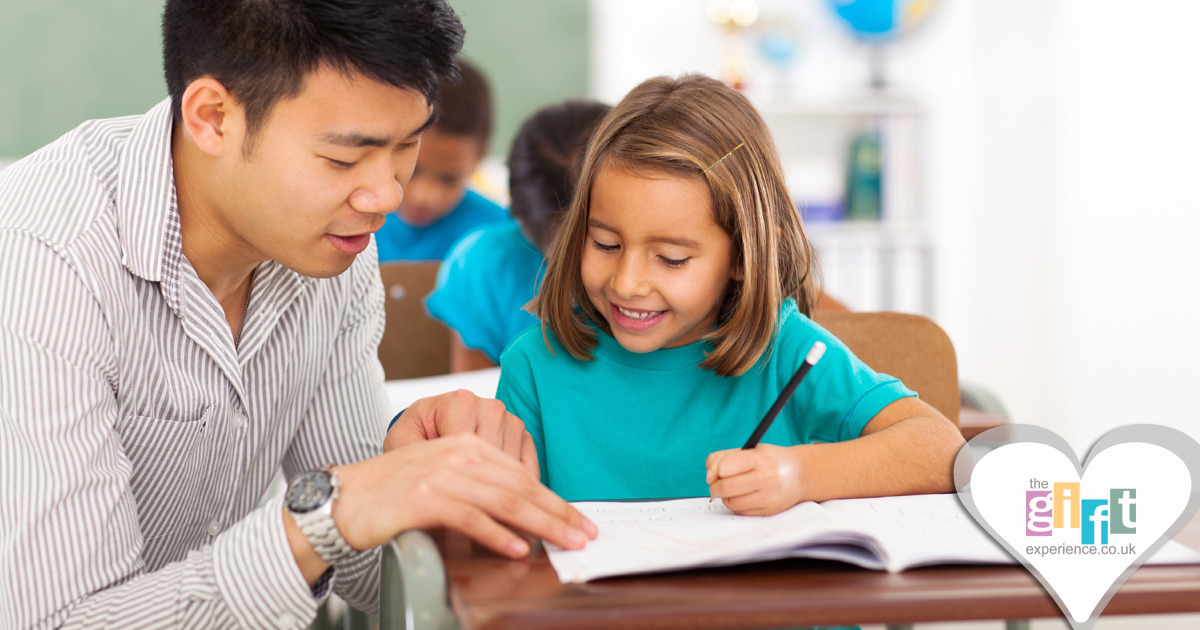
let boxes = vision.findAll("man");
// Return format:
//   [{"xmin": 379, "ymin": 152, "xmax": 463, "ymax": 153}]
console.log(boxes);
[
  {"xmin": 375, "ymin": 60, "xmax": 509, "ymax": 262},
  {"xmin": 0, "ymin": 1, "xmax": 593, "ymax": 628}
]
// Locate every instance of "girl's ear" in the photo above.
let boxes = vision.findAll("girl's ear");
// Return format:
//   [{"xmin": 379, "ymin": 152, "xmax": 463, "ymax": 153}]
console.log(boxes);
[{"xmin": 730, "ymin": 260, "xmax": 745, "ymax": 282}]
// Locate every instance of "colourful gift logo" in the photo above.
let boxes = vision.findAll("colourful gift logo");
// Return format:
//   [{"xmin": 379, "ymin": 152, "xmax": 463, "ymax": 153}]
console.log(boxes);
[
  {"xmin": 1026, "ymin": 484, "xmax": 1137, "ymax": 546},
  {"xmin": 955, "ymin": 424, "xmax": 1199, "ymax": 629}
]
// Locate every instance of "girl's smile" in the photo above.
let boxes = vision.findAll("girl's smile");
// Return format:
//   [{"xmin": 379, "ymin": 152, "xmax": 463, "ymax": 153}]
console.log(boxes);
[
  {"xmin": 610, "ymin": 303, "xmax": 667, "ymax": 331},
  {"xmin": 582, "ymin": 163, "xmax": 738, "ymax": 353}
]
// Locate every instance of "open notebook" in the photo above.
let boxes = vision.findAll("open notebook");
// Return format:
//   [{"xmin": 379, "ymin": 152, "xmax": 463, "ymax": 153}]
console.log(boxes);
[{"xmin": 546, "ymin": 494, "xmax": 1200, "ymax": 583}]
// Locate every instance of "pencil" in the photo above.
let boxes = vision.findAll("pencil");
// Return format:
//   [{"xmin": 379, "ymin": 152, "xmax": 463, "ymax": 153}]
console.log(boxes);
[{"xmin": 741, "ymin": 341, "xmax": 827, "ymax": 450}]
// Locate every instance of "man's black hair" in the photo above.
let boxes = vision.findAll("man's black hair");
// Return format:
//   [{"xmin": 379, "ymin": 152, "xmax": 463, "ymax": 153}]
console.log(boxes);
[
  {"xmin": 508, "ymin": 100, "xmax": 611, "ymax": 253},
  {"xmin": 433, "ymin": 59, "xmax": 492, "ymax": 148},
  {"xmin": 162, "ymin": 0, "xmax": 465, "ymax": 151}
]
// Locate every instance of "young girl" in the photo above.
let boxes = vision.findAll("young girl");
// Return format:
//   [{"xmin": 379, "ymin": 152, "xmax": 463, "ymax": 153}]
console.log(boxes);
[{"xmin": 495, "ymin": 75, "xmax": 963, "ymax": 515}]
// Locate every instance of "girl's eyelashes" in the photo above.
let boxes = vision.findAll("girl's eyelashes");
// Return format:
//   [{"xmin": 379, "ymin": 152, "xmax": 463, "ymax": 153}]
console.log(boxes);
[
  {"xmin": 590, "ymin": 237, "xmax": 689, "ymax": 267},
  {"xmin": 590, "ymin": 238, "xmax": 619, "ymax": 253},
  {"xmin": 326, "ymin": 158, "xmax": 357, "ymax": 170}
]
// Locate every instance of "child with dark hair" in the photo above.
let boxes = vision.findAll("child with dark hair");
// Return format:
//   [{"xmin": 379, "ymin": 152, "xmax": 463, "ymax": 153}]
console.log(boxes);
[
  {"xmin": 376, "ymin": 59, "xmax": 508, "ymax": 261},
  {"xmin": 426, "ymin": 100, "xmax": 611, "ymax": 370}
]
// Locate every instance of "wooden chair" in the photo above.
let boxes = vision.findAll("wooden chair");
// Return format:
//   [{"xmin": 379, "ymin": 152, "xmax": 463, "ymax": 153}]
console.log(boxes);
[
  {"xmin": 377, "ymin": 262, "xmax": 452, "ymax": 380},
  {"xmin": 813, "ymin": 311, "xmax": 960, "ymax": 427}
]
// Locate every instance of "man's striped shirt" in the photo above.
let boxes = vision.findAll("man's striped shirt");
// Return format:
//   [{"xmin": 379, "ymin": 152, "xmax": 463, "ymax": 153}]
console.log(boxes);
[{"xmin": 0, "ymin": 100, "xmax": 389, "ymax": 628}]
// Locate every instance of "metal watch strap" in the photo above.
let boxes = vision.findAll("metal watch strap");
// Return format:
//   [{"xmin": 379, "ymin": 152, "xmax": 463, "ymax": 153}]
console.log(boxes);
[{"xmin": 293, "ymin": 468, "xmax": 357, "ymax": 564}]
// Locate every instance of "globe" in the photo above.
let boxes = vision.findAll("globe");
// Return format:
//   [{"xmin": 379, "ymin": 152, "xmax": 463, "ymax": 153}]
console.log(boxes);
[
  {"xmin": 757, "ymin": 21, "xmax": 804, "ymax": 68},
  {"xmin": 825, "ymin": 0, "xmax": 935, "ymax": 44}
]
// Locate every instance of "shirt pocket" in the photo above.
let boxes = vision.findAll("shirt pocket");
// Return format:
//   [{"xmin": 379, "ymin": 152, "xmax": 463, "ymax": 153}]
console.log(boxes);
[{"xmin": 118, "ymin": 407, "xmax": 213, "ymax": 542}]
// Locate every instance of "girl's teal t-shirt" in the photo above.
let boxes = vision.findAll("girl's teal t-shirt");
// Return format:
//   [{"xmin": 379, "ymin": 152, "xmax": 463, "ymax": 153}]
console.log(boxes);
[{"xmin": 495, "ymin": 298, "xmax": 916, "ymax": 501}]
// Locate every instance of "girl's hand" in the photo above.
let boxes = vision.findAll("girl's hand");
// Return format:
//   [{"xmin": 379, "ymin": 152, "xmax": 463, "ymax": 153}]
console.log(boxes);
[{"xmin": 706, "ymin": 444, "xmax": 806, "ymax": 516}]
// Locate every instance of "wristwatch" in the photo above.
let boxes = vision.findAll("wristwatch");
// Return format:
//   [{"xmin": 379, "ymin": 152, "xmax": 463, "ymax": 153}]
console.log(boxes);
[{"xmin": 284, "ymin": 467, "xmax": 358, "ymax": 564}]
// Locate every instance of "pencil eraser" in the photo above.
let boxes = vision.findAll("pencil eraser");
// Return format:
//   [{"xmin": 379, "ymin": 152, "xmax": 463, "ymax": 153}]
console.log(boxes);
[{"xmin": 806, "ymin": 341, "xmax": 827, "ymax": 365}]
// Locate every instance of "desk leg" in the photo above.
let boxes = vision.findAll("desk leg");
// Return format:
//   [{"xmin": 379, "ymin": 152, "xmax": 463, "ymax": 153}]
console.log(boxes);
[
  {"xmin": 1005, "ymin": 622, "xmax": 1031, "ymax": 630},
  {"xmin": 379, "ymin": 531, "xmax": 463, "ymax": 630}
]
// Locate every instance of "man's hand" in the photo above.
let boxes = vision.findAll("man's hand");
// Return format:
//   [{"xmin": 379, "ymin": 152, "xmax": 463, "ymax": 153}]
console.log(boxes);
[
  {"xmin": 384, "ymin": 390, "xmax": 538, "ymax": 478},
  {"xmin": 706, "ymin": 444, "xmax": 807, "ymax": 516},
  {"xmin": 342, "ymin": 434, "xmax": 594, "ymax": 555}
]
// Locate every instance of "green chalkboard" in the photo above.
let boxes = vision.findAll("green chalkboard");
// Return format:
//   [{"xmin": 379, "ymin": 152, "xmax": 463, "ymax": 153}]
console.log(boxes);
[
  {"xmin": 0, "ymin": 1, "xmax": 588, "ymax": 160},
  {"xmin": 0, "ymin": 1, "xmax": 167, "ymax": 158},
  {"xmin": 451, "ymin": 0, "xmax": 590, "ymax": 158}
]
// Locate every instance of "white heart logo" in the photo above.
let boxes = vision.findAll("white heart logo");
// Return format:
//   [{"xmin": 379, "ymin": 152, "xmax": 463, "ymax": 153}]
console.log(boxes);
[{"xmin": 955, "ymin": 424, "xmax": 1200, "ymax": 630}]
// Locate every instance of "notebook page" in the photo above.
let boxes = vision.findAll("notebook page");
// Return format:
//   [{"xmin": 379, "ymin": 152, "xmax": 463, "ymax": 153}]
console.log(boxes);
[
  {"xmin": 547, "ymin": 495, "xmax": 1200, "ymax": 583},
  {"xmin": 820, "ymin": 494, "xmax": 1014, "ymax": 571},
  {"xmin": 383, "ymin": 367, "xmax": 501, "ymax": 415},
  {"xmin": 547, "ymin": 498, "xmax": 882, "ymax": 583}
]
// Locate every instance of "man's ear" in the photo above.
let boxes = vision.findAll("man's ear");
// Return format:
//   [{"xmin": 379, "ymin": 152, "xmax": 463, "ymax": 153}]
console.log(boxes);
[{"xmin": 179, "ymin": 78, "xmax": 243, "ymax": 158}]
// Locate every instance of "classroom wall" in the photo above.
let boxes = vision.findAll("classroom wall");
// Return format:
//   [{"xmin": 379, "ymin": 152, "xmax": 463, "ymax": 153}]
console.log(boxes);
[
  {"xmin": 0, "ymin": 1, "xmax": 589, "ymax": 161},
  {"xmin": 909, "ymin": 0, "xmax": 1200, "ymax": 455},
  {"xmin": 0, "ymin": 0, "xmax": 167, "ymax": 159},
  {"xmin": 590, "ymin": 0, "xmax": 1200, "ymax": 452},
  {"xmin": 1045, "ymin": 0, "xmax": 1200, "ymax": 452},
  {"xmin": 451, "ymin": 0, "xmax": 589, "ymax": 158}
]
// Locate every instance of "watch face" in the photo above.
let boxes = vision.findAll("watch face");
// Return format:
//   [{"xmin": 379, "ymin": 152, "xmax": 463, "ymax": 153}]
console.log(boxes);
[{"xmin": 286, "ymin": 470, "xmax": 332, "ymax": 514}]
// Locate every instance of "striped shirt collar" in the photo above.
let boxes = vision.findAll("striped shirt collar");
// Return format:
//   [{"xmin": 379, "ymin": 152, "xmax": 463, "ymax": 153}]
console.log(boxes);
[
  {"xmin": 113, "ymin": 99, "xmax": 312, "ymax": 376},
  {"xmin": 116, "ymin": 98, "xmax": 176, "ymax": 285}
]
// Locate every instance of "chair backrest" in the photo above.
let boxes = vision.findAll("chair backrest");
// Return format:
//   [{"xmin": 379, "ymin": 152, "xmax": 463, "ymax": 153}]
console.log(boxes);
[
  {"xmin": 812, "ymin": 311, "xmax": 960, "ymax": 426},
  {"xmin": 378, "ymin": 262, "xmax": 451, "ymax": 380}
]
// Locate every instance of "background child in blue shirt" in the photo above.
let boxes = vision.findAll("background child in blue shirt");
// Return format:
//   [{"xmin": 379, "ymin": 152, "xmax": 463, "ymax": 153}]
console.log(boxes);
[
  {"xmin": 426, "ymin": 100, "xmax": 611, "ymax": 370},
  {"xmin": 375, "ymin": 59, "xmax": 507, "ymax": 261},
  {"xmin": 496, "ymin": 74, "xmax": 964, "ymax": 515}
]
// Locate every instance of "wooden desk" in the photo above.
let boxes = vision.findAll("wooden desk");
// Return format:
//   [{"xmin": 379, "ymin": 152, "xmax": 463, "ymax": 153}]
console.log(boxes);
[
  {"xmin": 379, "ymin": 514, "xmax": 1200, "ymax": 630},
  {"xmin": 959, "ymin": 407, "xmax": 1009, "ymax": 441}
]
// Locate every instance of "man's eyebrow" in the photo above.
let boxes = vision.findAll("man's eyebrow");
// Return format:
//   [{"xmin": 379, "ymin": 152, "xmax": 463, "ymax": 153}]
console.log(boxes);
[
  {"xmin": 319, "ymin": 131, "xmax": 392, "ymax": 148},
  {"xmin": 318, "ymin": 111, "xmax": 437, "ymax": 149},
  {"xmin": 588, "ymin": 219, "xmax": 701, "ymax": 248}
]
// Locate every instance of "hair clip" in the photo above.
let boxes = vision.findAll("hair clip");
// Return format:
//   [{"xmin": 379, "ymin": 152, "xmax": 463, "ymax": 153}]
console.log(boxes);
[{"xmin": 703, "ymin": 142, "xmax": 745, "ymax": 173}]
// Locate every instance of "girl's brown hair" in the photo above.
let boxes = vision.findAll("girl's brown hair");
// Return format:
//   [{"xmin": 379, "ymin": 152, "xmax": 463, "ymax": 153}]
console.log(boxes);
[{"xmin": 535, "ymin": 74, "xmax": 818, "ymax": 377}]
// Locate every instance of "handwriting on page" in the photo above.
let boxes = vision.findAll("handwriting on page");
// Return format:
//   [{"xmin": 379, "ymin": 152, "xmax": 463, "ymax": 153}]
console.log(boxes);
[
  {"xmin": 577, "ymin": 500, "xmax": 750, "ymax": 525},
  {"xmin": 574, "ymin": 501, "xmax": 766, "ymax": 555}
]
